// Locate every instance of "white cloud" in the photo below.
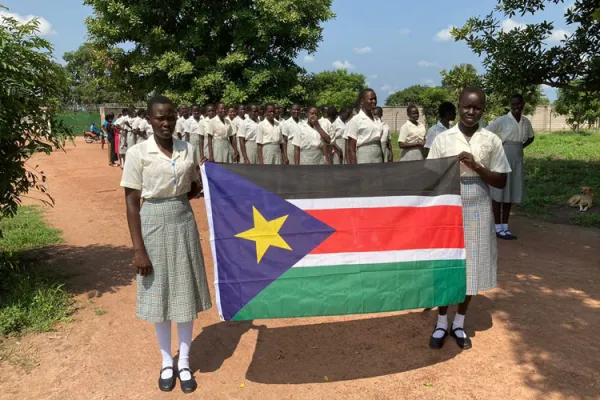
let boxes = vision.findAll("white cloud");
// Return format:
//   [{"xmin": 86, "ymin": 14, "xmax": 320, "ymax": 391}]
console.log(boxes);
[
  {"xmin": 417, "ymin": 60, "xmax": 439, "ymax": 68},
  {"xmin": 422, "ymin": 79, "xmax": 435, "ymax": 87},
  {"xmin": 398, "ymin": 28, "xmax": 411, "ymax": 35},
  {"xmin": 381, "ymin": 84, "xmax": 395, "ymax": 94},
  {"xmin": 332, "ymin": 60, "xmax": 355, "ymax": 70},
  {"xmin": 354, "ymin": 46, "xmax": 372, "ymax": 55},
  {"xmin": 369, "ymin": 74, "xmax": 379, "ymax": 79},
  {"xmin": 303, "ymin": 55, "xmax": 315, "ymax": 63},
  {"xmin": 548, "ymin": 29, "xmax": 570, "ymax": 42},
  {"xmin": 0, "ymin": 11, "xmax": 56, "ymax": 36},
  {"xmin": 500, "ymin": 18, "xmax": 527, "ymax": 32},
  {"xmin": 434, "ymin": 25, "xmax": 454, "ymax": 41}
]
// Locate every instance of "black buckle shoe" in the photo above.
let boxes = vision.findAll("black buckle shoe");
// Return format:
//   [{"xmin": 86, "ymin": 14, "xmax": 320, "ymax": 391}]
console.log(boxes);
[
  {"xmin": 158, "ymin": 366, "xmax": 176, "ymax": 392},
  {"xmin": 179, "ymin": 368, "xmax": 198, "ymax": 394},
  {"xmin": 450, "ymin": 327, "xmax": 472, "ymax": 350},
  {"xmin": 429, "ymin": 327, "xmax": 448, "ymax": 349}
]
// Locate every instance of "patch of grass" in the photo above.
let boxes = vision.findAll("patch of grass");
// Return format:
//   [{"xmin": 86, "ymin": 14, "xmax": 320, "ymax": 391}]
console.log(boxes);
[
  {"xmin": 56, "ymin": 111, "xmax": 101, "ymax": 136},
  {"xmin": 0, "ymin": 207, "xmax": 72, "ymax": 337},
  {"xmin": 94, "ymin": 308, "xmax": 107, "ymax": 316},
  {"xmin": 571, "ymin": 213, "xmax": 600, "ymax": 228}
]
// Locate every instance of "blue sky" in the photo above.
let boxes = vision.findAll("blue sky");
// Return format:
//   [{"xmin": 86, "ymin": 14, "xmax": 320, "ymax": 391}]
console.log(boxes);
[{"xmin": 1, "ymin": 0, "xmax": 573, "ymax": 100}]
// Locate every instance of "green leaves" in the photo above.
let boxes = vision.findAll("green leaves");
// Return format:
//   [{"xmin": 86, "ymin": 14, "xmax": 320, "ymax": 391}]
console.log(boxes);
[{"xmin": 304, "ymin": 69, "xmax": 367, "ymax": 109}]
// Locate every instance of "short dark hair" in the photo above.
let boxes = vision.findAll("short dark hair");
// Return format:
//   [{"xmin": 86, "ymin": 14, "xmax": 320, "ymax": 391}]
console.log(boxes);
[
  {"xmin": 406, "ymin": 104, "xmax": 418, "ymax": 114},
  {"xmin": 374, "ymin": 106, "xmax": 383, "ymax": 114},
  {"xmin": 459, "ymin": 86, "xmax": 486, "ymax": 106},
  {"xmin": 356, "ymin": 88, "xmax": 375, "ymax": 110},
  {"xmin": 438, "ymin": 102, "xmax": 456, "ymax": 118},
  {"xmin": 511, "ymin": 93, "xmax": 525, "ymax": 103},
  {"xmin": 121, "ymin": 108, "xmax": 129, "ymax": 115},
  {"xmin": 204, "ymin": 103, "xmax": 215, "ymax": 112},
  {"xmin": 146, "ymin": 95, "xmax": 174, "ymax": 116},
  {"xmin": 137, "ymin": 108, "xmax": 145, "ymax": 117},
  {"xmin": 264, "ymin": 103, "xmax": 276, "ymax": 110}
]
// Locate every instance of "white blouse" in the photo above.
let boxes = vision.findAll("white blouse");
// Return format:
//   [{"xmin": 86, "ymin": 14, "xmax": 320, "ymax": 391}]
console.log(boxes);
[
  {"xmin": 333, "ymin": 117, "xmax": 346, "ymax": 140},
  {"xmin": 120, "ymin": 137, "xmax": 199, "ymax": 199},
  {"xmin": 184, "ymin": 118, "xmax": 204, "ymax": 136},
  {"xmin": 282, "ymin": 117, "xmax": 302, "ymax": 140},
  {"xmin": 238, "ymin": 118, "xmax": 259, "ymax": 141},
  {"xmin": 207, "ymin": 117, "xmax": 233, "ymax": 140},
  {"xmin": 343, "ymin": 110, "xmax": 382, "ymax": 147},
  {"xmin": 380, "ymin": 121, "xmax": 390, "ymax": 143},
  {"xmin": 427, "ymin": 125, "xmax": 512, "ymax": 177},
  {"xmin": 486, "ymin": 112, "xmax": 534, "ymax": 143},
  {"xmin": 256, "ymin": 119, "xmax": 282, "ymax": 145},
  {"xmin": 398, "ymin": 120, "xmax": 426, "ymax": 144},
  {"xmin": 425, "ymin": 121, "xmax": 451, "ymax": 149},
  {"xmin": 292, "ymin": 123, "xmax": 325, "ymax": 150}
]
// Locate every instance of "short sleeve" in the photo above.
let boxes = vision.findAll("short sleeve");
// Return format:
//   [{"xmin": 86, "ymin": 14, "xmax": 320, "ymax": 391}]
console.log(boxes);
[
  {"xmin": 398, "ymin": 123, "xmax": 409, "ymax": 142},
  {"xmin": 281, "ymin": 121, "xmax": 289, "ymax": 137},
  {"xmin": 292, "ymin": 130, "xmax": 302, "ymax": 147},
  {"xmin": 207, "ymin": 120, "xmax": 214, "ymax": 137},
  {"xmin": 256, "ymin": 124, "xmax": 264, "ymax": 144},
  {"xmin": 427, "ymin": 136, "xmax": 443, "ymax": 160},
  {"xmin": 237, "ymin": 120, "xmax": 246, "ymax": 138},
  {"xmin": 120, "ymin": 149, "xmax": 142, "ymax": 190},
  {"xmin": 488, "ymin": 136, "xmax": 512, "ymax": 173},
  {"xmin": 486, "ymin": 118, "xmax": 502, "ymax": 134},
  {"xmin": 425, "ymin": 127, "xmax": 437, "ymax": 149},
  {"xmin": 227, "ymin": 123, "xmax": 234, "ymax": 137},
  {"xmin": 277, "ymin": 125, "xmax": 283, "ymax": 143},
  {"xmin": 525, "ymin": 119, "xmax": 534, "ymax": 139},
  {"xmin": 344, "ymin": 119, "xmax": 358, "ymax": 140},
  {"xmin": 327, "ymin": 122, "xmax": 336, "ymax": 140}
]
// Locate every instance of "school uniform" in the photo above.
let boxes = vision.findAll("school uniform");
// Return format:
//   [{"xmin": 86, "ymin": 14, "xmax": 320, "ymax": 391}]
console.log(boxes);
[
  {"xmin": 293, "ymin": 123, "xmax": 327, "ymax": 165},
  {"xmin": 486, "ymin": 113, "xmax": 534, "ymax": 204},
  {"xmin": 282, "ymin": 117, "xmax": 302, "ymax": 165},
  {"xmin": 238, "ymin": 118, "xmax": 259, "ymax": 164},
  {"xmin": 428, "ymin": 125, "xmax": 511, "ymax": 295},
  {"xmin": 425, "ymin": 121, "xmax": 451, "ymax": 149},
  {"xmin": 184, "ymin": 117, "xmax": 203, "ymax": 164},
  {"xmin": 136, "ymin": 119, "xmax": 152, "ymax": 144},
  {"xmin": 232, "ymin": 115, "xmax": 245, "ymax": 158},
  {"xmin": 333, "ymin": 117, "xmax": 347, "ymax": 164},
  {"xmin": 343, "ymin": 110, "xmax": 383, "ymax": 164},
  {"xmin": 175, "ymin": 116, "xmax": 188, "ymax": 140},
  {"xmin": 115, "ymin": 115, "xmax": 129, "ymax": 155},
  {"xmin": 398, "ymin": 120, "xmax": 426, "ymax": 161},
  {"xmin": 256, "ymin": 119, "xmax": 283, "ymax": 164},
  {"xmin": 120, "ymin": 137, "xmax": 212, "ymax": 323},
  {"xmin": 131, "ymin": 117, "xmax": 142, "ymax": 145},
  {"xmin": 200, "ymin": 118, "xmax": 210, "ymax": 159},
  {"xmin": 207, "ymin": 116, "xmax": 234, "ymax": 163},
  {"xmin": 379, "ymin": 120, "xmax": 391, "ymax": 162}
]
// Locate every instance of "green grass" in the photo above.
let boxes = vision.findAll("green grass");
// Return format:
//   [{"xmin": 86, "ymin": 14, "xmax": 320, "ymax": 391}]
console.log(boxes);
[
  {"xmin": 0, "ymin": 207, "xmax": 72, "ymax": 337},
  {"xmin": 56, "ymin": 111, "xmax": 101, "ymax": 136}
]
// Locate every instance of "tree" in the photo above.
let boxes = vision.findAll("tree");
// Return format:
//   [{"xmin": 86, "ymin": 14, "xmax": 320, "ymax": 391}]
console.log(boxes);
[
  {"xmin": 304, "ymin": 69, "xmax": 366, "ymax": 109},
  {"xmin": 554, "ymin": 84, "xmax": 600, "ymax": 131},
  {"xmin": 418, "ymin": 87, "xmax": 454, "ymax": 126},
  {"xmin": 385, "ymin": 85, "xmax": 429, "ymax": 106},
  {"xmin": 0, "ymin": 10, "xmax": 72, "ymax": 222},
  {"xmin": 441, "ymin": 64, "xmax": 483, "ymax": 100},
  {"xmin": 62, "ymin": 43, "xmax": 127, "ymax": 106},
  {"xmin": 83, "ymin": 0, "xmax": 335, "ymax": 105},
  {"xmin": 453, "ymin": 0, "xmax": 600, "ymax": 94}
]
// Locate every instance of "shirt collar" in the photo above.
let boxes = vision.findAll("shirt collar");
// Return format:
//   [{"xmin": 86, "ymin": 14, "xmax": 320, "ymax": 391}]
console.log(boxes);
[{"xmin": 146, "ymin": 136, "xmax": 184, "ymax": 161}]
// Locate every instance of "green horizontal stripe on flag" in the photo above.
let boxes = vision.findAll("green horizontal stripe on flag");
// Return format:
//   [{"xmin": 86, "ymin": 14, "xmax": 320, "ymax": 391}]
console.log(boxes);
[{"xmin": 232, "ymin": 259, "xmax": 466, "ymax": 321}]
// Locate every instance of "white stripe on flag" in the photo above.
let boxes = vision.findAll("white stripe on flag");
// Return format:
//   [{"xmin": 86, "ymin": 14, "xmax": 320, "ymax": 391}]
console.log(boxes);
[
  {"xmin": 293, "ymin": 248, "xmax": 466, "ymax": 268},
  {"xmin": 288, "ymin": 194, "xmax": 461, "ymax": 210}
]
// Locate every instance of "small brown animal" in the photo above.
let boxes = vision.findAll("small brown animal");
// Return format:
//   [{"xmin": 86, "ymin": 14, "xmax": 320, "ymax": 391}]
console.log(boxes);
[{"xmin": 568, "ymin": 187, "xmax": 594, "ymax": 212}]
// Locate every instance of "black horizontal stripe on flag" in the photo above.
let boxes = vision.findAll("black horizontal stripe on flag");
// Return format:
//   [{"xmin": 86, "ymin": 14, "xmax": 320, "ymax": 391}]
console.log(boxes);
[{"xmin": 216, "ymin": 156, "xmax": 460, "ymax": 199}]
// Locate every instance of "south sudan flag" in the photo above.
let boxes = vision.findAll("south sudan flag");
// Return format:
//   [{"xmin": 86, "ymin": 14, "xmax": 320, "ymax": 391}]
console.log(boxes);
[{"xmin": 201, "ymin": 158, "xmax": 466, "ymax": 321}]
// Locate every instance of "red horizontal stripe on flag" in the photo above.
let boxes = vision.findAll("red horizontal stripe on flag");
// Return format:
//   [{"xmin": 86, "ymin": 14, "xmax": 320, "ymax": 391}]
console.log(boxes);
[{"xmin": 306, "ymin": 205, "xmax": 464, "ymax": 254}]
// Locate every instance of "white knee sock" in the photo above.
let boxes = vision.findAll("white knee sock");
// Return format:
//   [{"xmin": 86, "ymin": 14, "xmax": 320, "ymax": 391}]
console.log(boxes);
[
  {"xmin": 432, "ymin": 314, "xmax": 448, "ymax": 339},
  {"xmin": 155, "ymin": 321, "xmax": 173, "ymax": 379},
  {"xmin": 177, "ymin": 321, "xmax": 194, "ymax": 381},
  {"xmin": 452, "ymin": 313, "xmax": 467, "ymax": 338},
  {"xmin": 495, "ymin": 224, "xmax": 503, "ymax": 233},
  {"xmin": 502, "ymin": 223, "xmax": 509, "ymax": 233}
]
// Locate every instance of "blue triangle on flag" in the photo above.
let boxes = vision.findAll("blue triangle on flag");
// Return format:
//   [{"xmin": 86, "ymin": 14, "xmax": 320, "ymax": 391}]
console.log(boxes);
[{"xmin": 203, "ymin": 163, "xmax": 335, "ymax": 321}]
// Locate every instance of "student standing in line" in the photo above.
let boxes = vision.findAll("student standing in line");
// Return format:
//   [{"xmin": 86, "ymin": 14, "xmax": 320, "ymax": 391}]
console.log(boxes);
[
  {"xmin": 115, "ymin": 108, "xmax": 130, "ymax": 168},
  {"xmin": 121, "ymin": 95, "xmax": 211, "ymax": 394},
  {"xmin": 282, "ymin": 104, "xmax": 303, "ymax": 165},
  {"xmin": 105, "ymin": 113, "xmax": 118, "ymax": 166},
  {"xmin": 398, "ymin": 105, "xmax": 427, "ymax": 161},
  {"xmin": 199, "ymin": 104, "xmax": 216, "ymax": 160},
  {"xmin": 424, "ymin": 102, "xmax": 456, "ymax": 158},
  {"xmin": 258, "ymin": 105, "xmax": 265, "ymax": 122},
  {"xmin": 277, "ymin": 104, "xmax": 285, "ymax": 121},
  {"xmin": 184, "ymin": 105, "xmax": 203, "ymax": 163},
  {"xmin": 208, "ymin": 103, "xmax": 236, "ymax": 163},
  {"xmin": 333, "ymin": 107, "xmax": 352, "ymax": 164},
  {"xmin": 175, "ymin": 105, "xmax": 190, "ymax": 140},
  {"xmin": 486, "ymin": 94, "xmax": 535, "ymax": 240},
  {"xmin": 257, "ymin": 104, "xmax": 287, "ymax": 165},
  {"xmin": 320, "ymin": 106, "xmax": 341, "ymax": 165},
  {"xmin": 125, "ymin": 108, "xmax": 136, "ymax": 149},
  {"xmin": 226, "ymin": 106, "xmax": 240, "ymax": 162},
  {"xmin": 373, "ymin": 107, "xmax": 393, "ymax": 163},
  {"xmin": 344, "ymin": 89, "xmax": 384, "ymax": 164},
  {"xmin": 427, "ymin": 87, "xmax": 511, "ymax": 350},
  {"xmin": 293, "ymin": 106, "xmax": 332, "ymax": 165},
  {"xmin": 238, "ymin": 104, "xmax": 260, "ymax": 164},
  {"xmin": 136, "ymin": 112, "xmax": 152, "ymax": 143},
  {"xmin": 232, "ymin": 105, "xmax": 246, "ymax": 160},
  {"xmin": 131, "ymin": 109, "xmax": 144, "ymax": 145}
]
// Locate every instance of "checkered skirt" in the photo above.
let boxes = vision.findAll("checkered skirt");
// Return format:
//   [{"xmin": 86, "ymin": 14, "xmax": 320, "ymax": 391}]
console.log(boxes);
[
  {"xmin": 262, "ymin": 143, "xmax": 282, "ymax": 164},
  {"xmin": 357, "ymin": 142, "xmax": 383, "ymax": 164},
  {"xmin": 461, "ymin": 177, "xmax": 498, "ymax": 295},
  {"xmin": 137, "ymin": 196, "xmax": 212, "ymax": 323}
]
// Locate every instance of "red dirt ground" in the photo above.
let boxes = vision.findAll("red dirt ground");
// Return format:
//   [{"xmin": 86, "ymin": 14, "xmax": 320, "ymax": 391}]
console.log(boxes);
[{"xmin": 1, "ymin": 138, "xmax": 599, "ymax": 400}]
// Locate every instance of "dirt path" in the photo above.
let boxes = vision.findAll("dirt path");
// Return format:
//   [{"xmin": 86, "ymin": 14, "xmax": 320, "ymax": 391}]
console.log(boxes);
[{"xmin": 1, "ymin": 138, "xmax": 599, "ymax": 400}]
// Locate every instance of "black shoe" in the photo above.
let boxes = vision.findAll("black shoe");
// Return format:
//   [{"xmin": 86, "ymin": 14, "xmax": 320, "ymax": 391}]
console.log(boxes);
[
  {"xmin": 450, "ymin": 327, "xmax": 472, "ymax": 350},
  {"xmin": 496, "ymin": 231, "xmax": 511, "ymax": 240},
  {"xmin": 179, "ymin": 368, "xmax": 197, "ymax": 394},
  {"xmin": 429, "ymin": 327, "xmax": 448, "ymax": 349},
  {"xmin": 158, "ymin": 367, "xmax": 176, "ymax": 392},
  {"xmin": 504, "ymin": 231, "xmax": 518, "ymax": 240}
]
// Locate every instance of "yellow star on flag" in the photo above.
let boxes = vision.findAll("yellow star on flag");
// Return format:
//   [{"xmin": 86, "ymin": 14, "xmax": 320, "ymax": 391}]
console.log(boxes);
[{"xmin": 235, "ymin": 206, "xmax": 292, "ymax": 263}]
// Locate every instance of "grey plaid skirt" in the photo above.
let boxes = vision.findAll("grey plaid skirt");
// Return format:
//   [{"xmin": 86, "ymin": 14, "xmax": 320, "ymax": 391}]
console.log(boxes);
[
  {"xmin": 119, "ymin": 132, "xmax": 127, "ymax": 154},
  {"xmin": 286, "ymin": 141, "xmax": 296, "ymax": 165},
  {"xmin": 335, "ymin": 138, "xmax": 345, "ymax": 164},
  {"xmin": 461, "ymin": 177, "xmax": 498, "ymax": 295},
  {"xmin": 189, "ymin": 134, "xmax": 201, "ymax": 164},
  {"xmin": 300, "ymin": 147, "xmax": 326, "ymax": 165},
  {"xmin": 357, "ymin": 142, "xmax": 383, "ymax": 164},
  {"xmin": 137, "ymin": 196, "xmax": 212, "ymax": 323},
  {"xmin": 490, "ymin": 141, "xmax": 524, "ymax": 204},
  {"xmin": 213, "ymin": 138, "xmax": 234, "ymax": 163},
  {"xmin": 262, "ymin": 143, "xmax": 282, "ymax": 164},
  {"xmin": 400, "ymin": 147, "xmax": 424, "ymax": 162},
  {"xmin": 245, "ymin": 140, "xmax": 258, "ymax": 164}
]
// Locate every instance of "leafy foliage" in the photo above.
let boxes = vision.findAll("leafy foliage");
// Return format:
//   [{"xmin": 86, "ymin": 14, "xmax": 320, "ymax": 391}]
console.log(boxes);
[
  {"xmin": 83, "ymin": 0, "xmax": 335, "ymax": 105},
  {"xmin": 385, "ymin": 85, "xmax": 429, "ymax": 106},
  {"xmin": 553, "ymin": 84, "xmax": 600, "ymax": 130},
  {"xmin": 304, "ymin": 69, "xmax": 366, "ymax": 109},
  {"xmin": 0, "ymin": 9, "xmax": 72, "ymax": 222},
  {"xmin": 453, "ymin": 0, "xmax": 600, "ymax": 93}
]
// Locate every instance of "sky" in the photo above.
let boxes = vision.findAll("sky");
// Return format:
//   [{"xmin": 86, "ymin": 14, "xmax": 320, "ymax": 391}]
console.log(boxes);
[{"xmin": 1, "ymin": 0, "xmax": 574, "ymax": 101}]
